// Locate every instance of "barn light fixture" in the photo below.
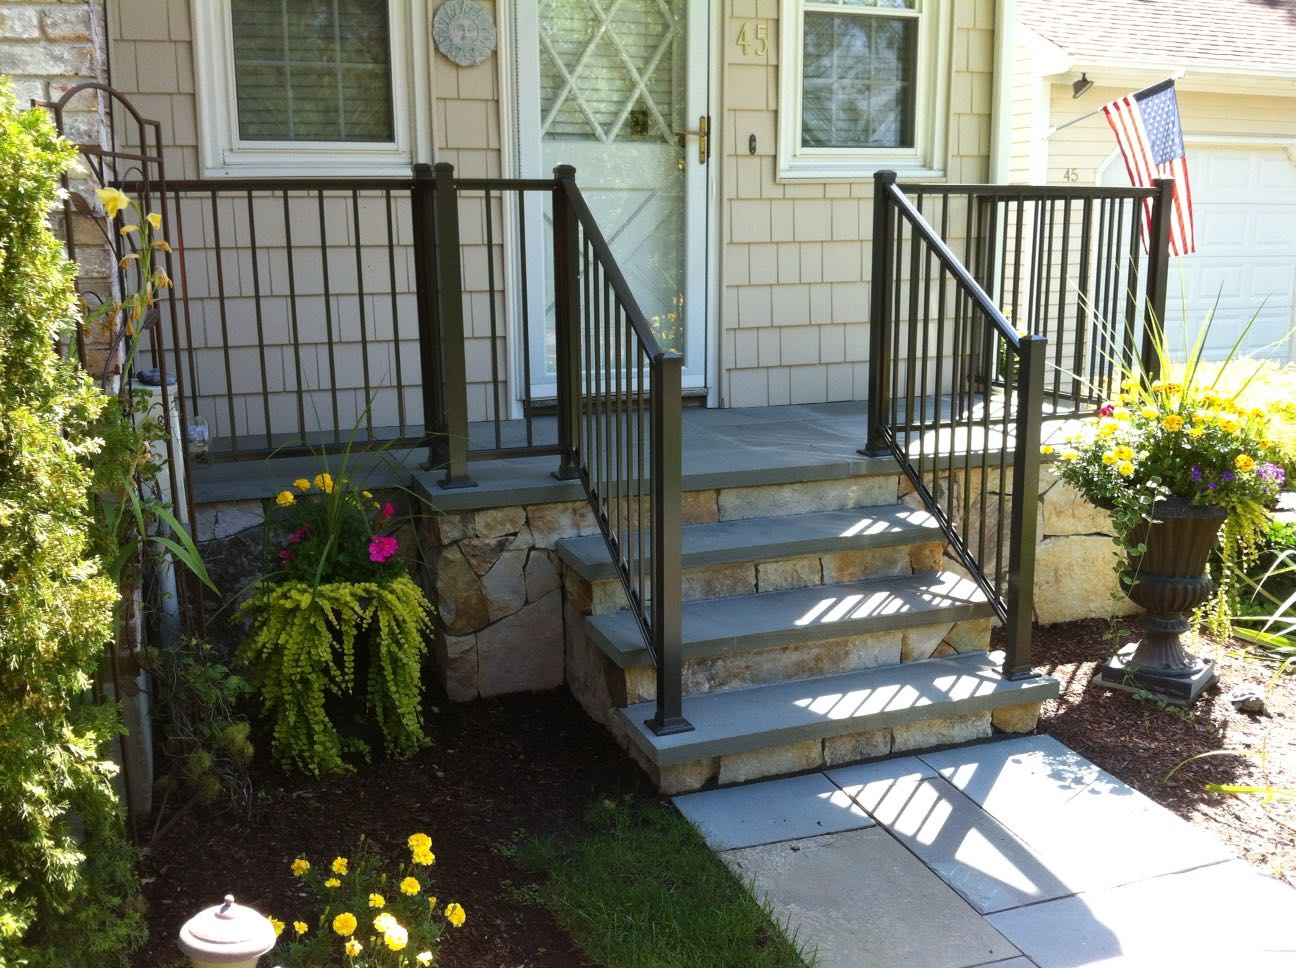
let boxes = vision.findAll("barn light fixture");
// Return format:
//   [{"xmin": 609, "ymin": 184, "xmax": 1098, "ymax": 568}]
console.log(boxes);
[{"xmin": 1072, "ymin": 73, "xmax": 1094, "ymax": 99}]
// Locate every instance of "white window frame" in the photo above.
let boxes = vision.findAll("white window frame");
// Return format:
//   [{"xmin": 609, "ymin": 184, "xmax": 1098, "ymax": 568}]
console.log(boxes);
[
  {"xmin": 777, "ymin": 0, "xmax": 952, "ymax": 180},
  {"xmin": 192, "ymin": 0, "xmax": 421, "ymax": 178}
]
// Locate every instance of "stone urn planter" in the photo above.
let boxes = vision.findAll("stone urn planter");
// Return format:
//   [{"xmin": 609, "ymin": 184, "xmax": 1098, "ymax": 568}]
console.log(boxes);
[{"xmin": 1098, "ymin": 499, "xmax": 1225, "ymax": 705}]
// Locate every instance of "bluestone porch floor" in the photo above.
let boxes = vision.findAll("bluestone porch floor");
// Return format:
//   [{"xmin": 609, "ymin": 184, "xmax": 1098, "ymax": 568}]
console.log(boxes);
[
  {"xmin": 673, "ymin": 735, "xmax": 1296, "ymax": 968},
  {"xmin": 193, "ymin": 399, "xmax": 1083, "ymax": 506}
]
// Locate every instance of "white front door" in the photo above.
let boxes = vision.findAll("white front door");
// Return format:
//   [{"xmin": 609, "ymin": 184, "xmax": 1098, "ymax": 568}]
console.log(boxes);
[{"xmin": 514, "ymin": 0, "xmax": 713, "ymax": 395}]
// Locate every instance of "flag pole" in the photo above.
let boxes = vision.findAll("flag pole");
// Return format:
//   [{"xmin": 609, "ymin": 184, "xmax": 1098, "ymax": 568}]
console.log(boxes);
[{"xmin": 1046, "ymin": 70, "xmax": 1186, "ymax": 137}]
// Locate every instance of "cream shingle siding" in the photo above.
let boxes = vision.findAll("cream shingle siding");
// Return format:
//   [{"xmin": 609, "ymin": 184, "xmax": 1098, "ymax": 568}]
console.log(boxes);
[
  {"xmin": 108, "ymin": 0, "xmax": 998, "ymax": 429},
  {"xmin": 720, "ymin": 0, "xmax": 998, "ymax": 407}
]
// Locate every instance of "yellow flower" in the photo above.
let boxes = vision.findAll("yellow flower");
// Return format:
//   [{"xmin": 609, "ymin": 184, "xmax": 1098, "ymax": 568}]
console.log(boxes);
[
  {"xmin": 1113, "ymin": 407, "xmax": 1130, "ymax": 421},
  {"xmin": 409, "ymin": 832, "xmax": 432, "ymax": 852},
  {"xmin": 325, "ymin": 877, "xmax": 341, "ymax": 889},
  {"xmin": 97, "ymin": 186, "xmax": 130, "ymax": 218},
  {"xmin": 293, "ymin": 921, "xmax": 308, "ymax": 936},
  {"xmin": 1121, "ymin": 378, "xmax": 1138, "ymax": 391},
  {"xmin": 1061, "ymin": 450, "xmax": 1079, "ymax": 461},
  {"xmin": 275, "ymin": 490, "xmax": 295, "ymax": 507},
  {"xmin": 290, "ymin": 858, "xmax": 310, "ymax": 877},
  {"xmin": 332, "ymin": 912, "xmax": 358, "ymax": 937},
  {"xmin": 146, "ymin": 211, "xmax": 162, "ymax": 229},
  {"xmin": 1188, "ymin": 426, "xmax": 1204, "ymax": 439},
  {"xmin": 373, "ymin": 912, "xmax": 397, "ymax": 934},
  {"xmin": 1097, "ymin": 419, "xmax": 1118, "ymax": 437},
  {"xmin": 1151, "ymin": 380, "xmax": 1165, "ymax": 393},
  {"xmin": 1102, "ymin": 452, "xmax": 1118, "ymax": 466},
  {"xmin": 1117, "ymin": 460, "xmax": 1135, "ymax": 477},
  {"xmin": 294, "ymin": 477, "xmax": 311, "ymax": 492},
  {"xmin": 1161, "ymin": 414, "xmax": 1185, "ymax": 432},
  {"xmin": 445, "ymin": 902, "xmax": 466, "ymax": 928},
  {"xmin": 428, "ymin": 896, "xmax": 438, "ymax": 913},
  {"xmin": 268, "ymin": 917, "xmax": 285, "ymax": 937},
  {"xmin": 417, "ymin": 953, "xmax": 435, "ymax": 966},
  {"xmin": 384, "ymin": 924, "xmax": 409, "ymax": 951},
  {"xmin": 1251, "ymin": 407, "xmax": 1267, "ymax": 421},
  {"xmin": 400, "ymin": 876, "xmax": 420, "ymax": 896},
  {"xmin": 1219, "ymin": 418, "xmax": 1241, "ymax": 433},
  {"xmin": 331, "ymin": 856, "xmax": 349, "ymax": 875},
  {"xmin": 1140, "ymin": 406, "xmax": 1158, "ymax": 420},
  {"xmin": 1040, "ymin": 444, "xmax": 1055, "ymax": 456},
  {"xmin": 314, "ymin": 472, "xmax": 334, "ymax": 493},
  {"xmin": 1192, "ymin": 412, "xmax": 1211, "ymax": 425},
  {"xmin": 363, "ymin": 490, "xmax": 374, "ymax": 499},
  {"xmin": 345, "ymin": 938, "xmax": 363, "ymax": 957},
  {"xmin": 1161, "ymin": 382, "xmax": 1183, "ymax": 395},
  {"xmin": 1236, "ymin": 454, "xmax": 1256, "ymax": 473},
  {"xmin": 119, "ymin": 222, "xmax": 140, "ymax": 235},
  {"xmin": 368, "ymin": 893, "xmax": 385, "ymax": 909},
  {"xmin": 1114, "ymin": 445, "xmax": 1135, "ymax": 461}
]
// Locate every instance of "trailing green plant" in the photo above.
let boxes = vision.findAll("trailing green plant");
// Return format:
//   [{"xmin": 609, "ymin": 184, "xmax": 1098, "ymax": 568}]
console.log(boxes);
[
  {"xmin": 0, "ymin": 83, "xmax": 144, "ymax": 965},
  {"xmin": 266, "ymin": 831, "xmax": 465, "ymax": 966},
  {"xmin": 237, "ymin": 466, "xmax": 432, "ymax": 775},
  {"xmin": 1049, "ymin": 298, "xmax": 1287, "ymax": 637}
]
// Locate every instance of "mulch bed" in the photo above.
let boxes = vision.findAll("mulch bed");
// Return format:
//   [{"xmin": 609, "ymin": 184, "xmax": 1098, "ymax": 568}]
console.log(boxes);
[
  {"xmin": 1021, "ymin": 618, "xmax": 1296, "ymax": 888},
  {"xmin": 134, "ymin": 690, "xmax": 652, "ymax": 967}
]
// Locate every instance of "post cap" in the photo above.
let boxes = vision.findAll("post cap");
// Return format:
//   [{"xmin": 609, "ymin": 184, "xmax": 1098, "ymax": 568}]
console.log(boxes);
[{"xmin": 177, "ymin": 895, "xmax": 277, "ymax": 965}]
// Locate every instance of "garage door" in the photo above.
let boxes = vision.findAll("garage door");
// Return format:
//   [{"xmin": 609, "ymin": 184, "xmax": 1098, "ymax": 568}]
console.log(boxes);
[{"xmin": 1168, "ymin": 146, "xmax": 1296, "ymax": 360}]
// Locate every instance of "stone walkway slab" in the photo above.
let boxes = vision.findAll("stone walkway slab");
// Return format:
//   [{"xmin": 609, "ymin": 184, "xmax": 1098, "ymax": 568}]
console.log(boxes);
[
  {"xmin": 986, "ymin": 859, "xmax": 1296, "ymax": 966},
  {"xmin": 723, "ymin": 828, "xmax": 1021, "ymax": 968},
  {"xmin": 674, "ymin": 773, "xmax": 873, "ymax": 850},
  {"xmin": 828, "ymin": 757, "xmax": 1073, "ymax": 914},
  {"xmin": 921, "ymin": 736, "xmax": 1235, "ymax": 893}
]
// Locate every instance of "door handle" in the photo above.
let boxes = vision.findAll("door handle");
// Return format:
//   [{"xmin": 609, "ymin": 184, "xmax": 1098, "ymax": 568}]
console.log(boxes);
[{"xmin": 673, "ymin": 115, "xmax": 709, "ymax": 165}]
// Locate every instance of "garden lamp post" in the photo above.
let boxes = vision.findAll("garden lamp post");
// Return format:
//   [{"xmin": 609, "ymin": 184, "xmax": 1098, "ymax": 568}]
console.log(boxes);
[{"xmin": 177, "ymin": 895, "xmax": 277, "ymax": 968}]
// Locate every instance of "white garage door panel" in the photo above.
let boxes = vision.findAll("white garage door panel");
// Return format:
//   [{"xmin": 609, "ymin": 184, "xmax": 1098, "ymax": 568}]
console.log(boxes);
[{"xmin": 1166, "ymin": 145, "xmax": 1296, "ymax": 360}]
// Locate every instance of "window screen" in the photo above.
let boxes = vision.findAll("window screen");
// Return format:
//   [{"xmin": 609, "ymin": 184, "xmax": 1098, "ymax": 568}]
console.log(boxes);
[
  {"xmin": 231, "ymin": 0, "xmax": 395, "ymax": 143},
  {"xmin": 801, "ymin": 6, "xmax": 917, "ymax": 149}
]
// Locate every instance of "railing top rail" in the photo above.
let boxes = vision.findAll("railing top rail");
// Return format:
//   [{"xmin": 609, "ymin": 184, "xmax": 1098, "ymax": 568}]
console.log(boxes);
[
  {"xmin": 125, "ymin": 177, "xmax": 415, "ymax": 193},
  {"xmin": 557, "ymin": 174, "xmax": 669, "ymax": 360},
  {"xmin": 885, "ymin": 182, "xmax": 1022, "ymax": 351},
  {"xmin": 454, "ymin": 176, "xmax": 559, "ymax": 191},
  {"xmin": 897, "ymin": 182, "xmax": 1157, "ymax": 200}
]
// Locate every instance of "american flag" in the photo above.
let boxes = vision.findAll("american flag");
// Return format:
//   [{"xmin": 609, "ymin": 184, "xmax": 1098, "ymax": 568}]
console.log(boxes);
[{"xmin": 1102, "ymin": 79, "xmax": 1196, "ymax": 255}]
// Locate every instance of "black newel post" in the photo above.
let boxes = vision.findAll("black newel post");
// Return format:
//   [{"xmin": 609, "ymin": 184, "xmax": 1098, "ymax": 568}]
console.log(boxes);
[{"xmin": 862, "ymin": 169, "xmax": 897, "ymax": 457}]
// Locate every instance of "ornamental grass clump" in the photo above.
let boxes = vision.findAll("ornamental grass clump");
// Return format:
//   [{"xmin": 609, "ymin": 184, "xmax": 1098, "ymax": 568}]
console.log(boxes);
[
  {"xmin": 237, "ymin": 468, "xmax": 433, "ymax": 774},
  {"xmin": 268, "ymin": 832, "xmax": 465, "ymax": 967},
  {"xmin": 1051, "ymin": 307, "xmax": 1288, "ymax": 636}
]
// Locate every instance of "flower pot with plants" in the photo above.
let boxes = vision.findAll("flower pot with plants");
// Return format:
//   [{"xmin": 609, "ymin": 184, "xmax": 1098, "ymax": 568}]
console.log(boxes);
[
  {"xmin": 1052, "ymin": 363, "xmax": 1286, "ymax": 704},
  {"xmin": 237, "ymin": 472, "xmax": 433, "ymax": 774}
]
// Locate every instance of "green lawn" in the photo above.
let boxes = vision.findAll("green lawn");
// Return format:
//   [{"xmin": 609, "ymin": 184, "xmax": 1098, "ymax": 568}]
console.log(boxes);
[{"xmin": 522, "ymin": 800, "xmax": 812, "ymax": 968}]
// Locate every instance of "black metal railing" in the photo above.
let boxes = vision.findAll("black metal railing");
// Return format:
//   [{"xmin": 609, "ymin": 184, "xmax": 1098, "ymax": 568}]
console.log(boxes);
[
  {"xmin": 864, "ymin": 171, "xmax": 1174, "ymax": 678},
  {"xmin": 552, "ymin": 167, "xmax": 690, "ymax": 736}
]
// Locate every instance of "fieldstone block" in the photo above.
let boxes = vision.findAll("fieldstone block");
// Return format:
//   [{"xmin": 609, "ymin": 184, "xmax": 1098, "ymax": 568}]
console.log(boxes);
[
  {"xmin": 822, "ymin": 545, "xmax": 909, "ymax": 583},
  {"xmin": 435, "ymin": 545, "xmax": 490, "ymax": 635},
  {"xmin": 656, "ymin": 757, "xmax": 720, "ymax": 796},
  {"xmin": 757, "ymin": 556, "xmax": 821, "ymax": 592},
  {"xmin": 42, "ymin": 8, "xmax": 93, "ymax": 41},
  {"xmin": 944, "ymin": 617, "xmax": 992, "ymax": 653},
  {"xmin": 482, "ymin": 548, "xmax": 527, "ymax": 622},
  {"xmin": 508, "ymin": 525, "xmax": 534, "ymax": 549},
  {"xmin": 0, "ymin": 8, "xmax": 41, "ymax": 38},
  {"xmin": 437, "ymin": 633, "xmax": 478, "ymax": 702},
  {"xmin": 474, "ymin": 505, "xmax": 525, "ymax": 538},
  {"xmin": 1041, "ymin": 478, "xmax": 1113, "ymax": 536},
  {"xmin": 590, "ymin": 579, "xmax": 629, "ymax": 615},
  {"xmin": 477, "ymin": 589, "xmax": 563, "ymax": 696},
  {"xmin": 718, "ymin": 738, "xmax": 824, "ymax": 785},
  {"xmin": 683, "ymin": 563, "xmax": 756, "ymax": 600},
  {"xmin": 682, "ymin": 489, "xmax": 720, "ymax": 524},
  {"xmin": 564, "ymin": 614, "xmax": 622, "ymax": 725},
  {"xmin": 460, "ymin": 536, "xmax": 509, "ymax": 576},
  {"xmin": 993, "ymin": 701, "xmax": 1043, "ymax": 734},
  {"xmin": 717, "ymin": 475, "xmax": 898, "ymax": 521},
  {"xmin": 432, "ymin": 512, "xmax": 472, "ymax": 545},
  {"xmin": 908, "ymin": 541, "xmax": 944, "ymax": 574},
  {"xmin": 892, "ymin": 710, "xmax": 992, "ymax": 753},
  {"xmin": 1034, "ymin": 535, "xmax": 1135, "ymax": 625},
  {"xmin": 524, "ymin": 550, "xmax": 560, "ymax": 602},
  {"xmin": 823, "ymin": 728, "xmax": 893, "ymax": 766},
  {"xmin": 901, "ymin": 622, "xmax": 955, "ymax": 662},
  {"xmin": 527, "ymin": 500, "xmax": 597, "ymax": 548}
]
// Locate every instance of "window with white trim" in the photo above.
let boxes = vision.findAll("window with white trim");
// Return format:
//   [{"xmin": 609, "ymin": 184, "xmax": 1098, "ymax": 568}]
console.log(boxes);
[
  {"xmin": 193, "ymin": 0, "xmax": 416, "ymax": 177},
  {"xmin": 778, "ymin": 0, "xmax": 950, "ymax": 179}
]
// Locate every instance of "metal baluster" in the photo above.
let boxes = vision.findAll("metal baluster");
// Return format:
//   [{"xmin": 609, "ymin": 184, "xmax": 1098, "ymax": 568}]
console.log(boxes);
[
  {"xmin": 317, "ymin": 190, "xmax": 341, "ymax": 443},
  {"xmin": 209, "ymin": 190, "xmax": 238, "ymax": 453},
  {"xmin": 245, "ymin": 191, "xmax": 273, "ymax": 450},
  {"xmin": 351, "ymin": 189, "xmax": 374, "ymax": 438},
  {"xmin": 384, "ymin": 189, "xmax": 407, "ymax": 436}
]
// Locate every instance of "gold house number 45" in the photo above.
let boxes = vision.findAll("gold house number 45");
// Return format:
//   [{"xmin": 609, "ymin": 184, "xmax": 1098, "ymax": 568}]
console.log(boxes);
[{"xmin": 736, "ymin": 22, "xmax": 768, "ymax": 56}]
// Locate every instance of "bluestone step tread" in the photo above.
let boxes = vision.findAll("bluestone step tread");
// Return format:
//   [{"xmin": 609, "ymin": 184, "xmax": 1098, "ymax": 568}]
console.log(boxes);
[
  {"xmin": 555, "ymin": 504, "xmax": 941, "ymax": 581},
  {"xmin": 619, "ymin": 652, "xmax": 1061, "ymax": 765},
  {"xmin": 588, "ymin": 571, "xmax": 994, "ymax": 668}
]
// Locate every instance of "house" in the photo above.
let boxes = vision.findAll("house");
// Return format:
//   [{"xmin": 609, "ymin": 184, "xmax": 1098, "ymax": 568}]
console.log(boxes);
[
  {"xmin": 8, "ymin": 0, "xmax": 1260, "ymax": 792},
  {"xmin": 1010, "ymin": 0, "xmax": 1296, "ymax": 359}
]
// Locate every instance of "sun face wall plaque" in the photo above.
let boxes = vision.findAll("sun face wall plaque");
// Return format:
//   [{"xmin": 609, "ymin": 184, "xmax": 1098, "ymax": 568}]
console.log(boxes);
[{"xmin": 432, "ymin": 0, "xmax": 498, "ymax": 67}]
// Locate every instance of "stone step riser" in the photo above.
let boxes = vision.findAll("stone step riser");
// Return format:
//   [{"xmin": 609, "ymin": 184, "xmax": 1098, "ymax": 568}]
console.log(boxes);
[
  {"xmin": 576, "ymin": 540, "xmax": 946, "ymax": 615},
  {"xmin": 616, "ymin": 702, "xmax": 1044, "ymax": 795}
]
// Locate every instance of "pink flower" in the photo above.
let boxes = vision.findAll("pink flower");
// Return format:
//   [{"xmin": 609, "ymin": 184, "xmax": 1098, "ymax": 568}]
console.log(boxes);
[
  {"xmin": 381, "ymin": 502, "xmax": 395, "ymax": 520},
  {"xmin": 288, "ymin": 524, "xmax": 311, "ymax": 544},
  {"xmin": 279, "ymin": 548, "xmax": 295, "ymax": 563},
  {"xmin": 368, "ymin": 535, "xmax": 399, "ymax": 564},
  {"xmin": 1098, "ymin": 403, "xmax": 1115, "ymax": 417}
]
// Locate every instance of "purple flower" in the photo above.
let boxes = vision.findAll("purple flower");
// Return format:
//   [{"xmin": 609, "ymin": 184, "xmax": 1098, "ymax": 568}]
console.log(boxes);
[
  {"xmin": 1207, "ymin": 482, "xmax": 1218, "ymax": 492},
  {"xmin": 1258, "ymin": 462, "xmax": 1286, "ymax": 484},
  {"xmin": 1222, "ymin": 471, "xmax": 1235, "ymax": 483},
  {"xmin": 1190, "ymin": 465, "xmax": 1202, "ymax": 483}
]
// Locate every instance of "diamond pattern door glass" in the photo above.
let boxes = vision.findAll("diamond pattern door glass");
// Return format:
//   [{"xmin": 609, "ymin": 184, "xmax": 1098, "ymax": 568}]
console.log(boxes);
[{"xmin": 539, "ymin": 0, "xmax": 688, "ymax": 363}]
